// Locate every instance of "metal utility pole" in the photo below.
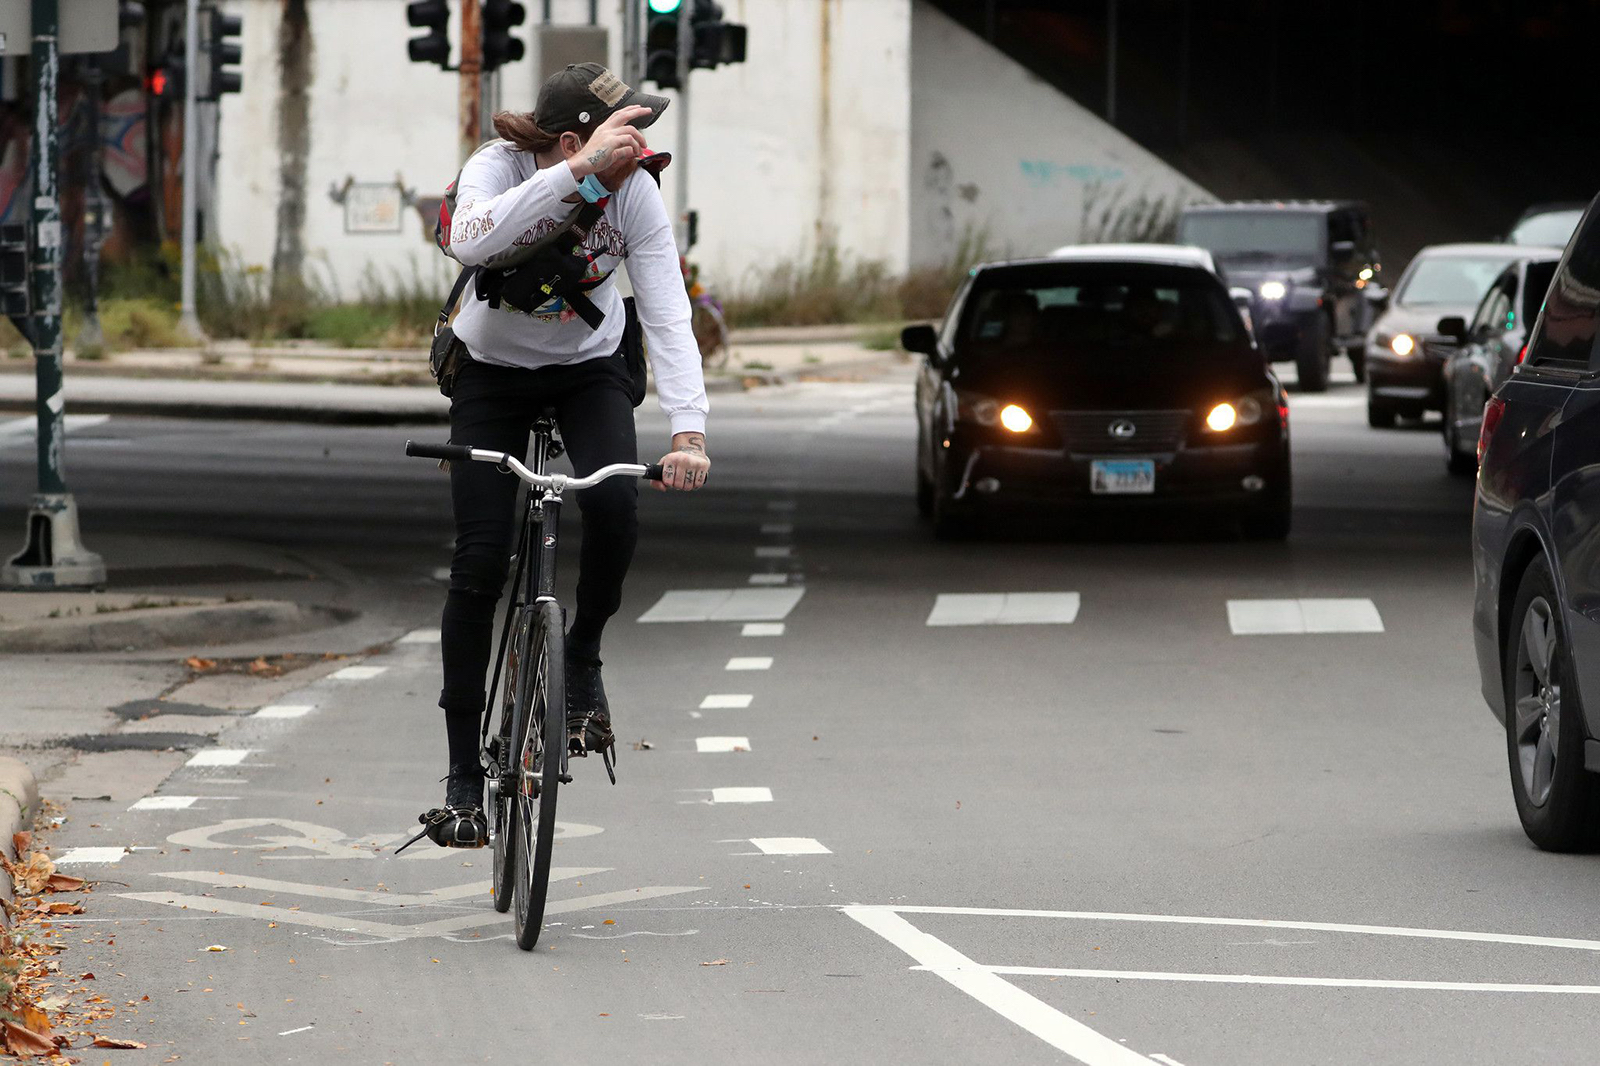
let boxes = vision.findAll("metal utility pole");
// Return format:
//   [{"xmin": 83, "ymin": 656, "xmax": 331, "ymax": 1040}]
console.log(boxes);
[
  {"xmin": 459, "ymin": 0, "xmax": 482, "ymax": 162},
  {"xmin": 673, "ymin": 0, "xmax": 689, "ymax": 252},
  {"xmin": 177, "ymin": 0, "xmax": 205, "ymax": 340},
  {"xmin": 2, "ymin": 0, "xmax": 106, "ymax": 588}
]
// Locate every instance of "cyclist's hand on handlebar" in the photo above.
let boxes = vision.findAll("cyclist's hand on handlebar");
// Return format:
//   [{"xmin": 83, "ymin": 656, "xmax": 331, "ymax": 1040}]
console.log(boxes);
[
  {"xmin": 652, "ymin": 432, "xmax": 710, "ymax": 492},
  {"xmin": 568, "ymin": 106, "xmax": 651, "ymax": 179}
]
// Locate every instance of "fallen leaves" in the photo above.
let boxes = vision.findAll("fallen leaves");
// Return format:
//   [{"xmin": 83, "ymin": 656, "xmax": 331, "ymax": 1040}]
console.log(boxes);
[
  {"xmin": 631, "ymin": 738, "xmax": 654, "ymax": 751},
  {"xmin": 184, "ymin": 656, "xmax": 217, "ymax": 672},
  {"xmin": 205, "ymin": 945, "xmax": 228, "ymax": 953},
  {"xmin": 90, "ymin": 1035, "xmax": 146, "ymax": 1049},
  {"xmin": 2, "ymin": 1018, "xmax": 55, "ymax": 1056},
  {"xmin": 701, "ymin": 959, "xmax": 730, "ymax": 967}
]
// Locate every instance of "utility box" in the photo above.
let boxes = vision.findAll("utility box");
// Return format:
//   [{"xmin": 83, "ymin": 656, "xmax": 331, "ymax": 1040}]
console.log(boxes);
[
  {"xmin": 0, "ymin": 0, "xmax": 119, "ymax": 55},
  {"xmin": 535, "ymin": 25, "xmax": 607, "ymax": 84}
]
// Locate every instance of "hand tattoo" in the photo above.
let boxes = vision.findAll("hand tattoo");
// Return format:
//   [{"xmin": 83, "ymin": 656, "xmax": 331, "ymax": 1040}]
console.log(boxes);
[
  {"xmin": 681, "ymin": 434, "xmax": 707, "ymax": 456},
  {"xmin": 586, "ymin": 146, "xmax": 610, "ymax": 169}
]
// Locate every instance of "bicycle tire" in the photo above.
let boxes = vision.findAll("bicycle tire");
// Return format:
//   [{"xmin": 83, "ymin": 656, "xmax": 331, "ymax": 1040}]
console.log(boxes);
[
  {"xmin": 693, "ymin": 302, "xmax": 730, "ymax": 371},
  {"xmin": 490, "ymin": 606, "xmax": 533, "ymax": 914},
  {"xmin": 512, "ymin": 600, "xmax": 564, "ymax": 950}
]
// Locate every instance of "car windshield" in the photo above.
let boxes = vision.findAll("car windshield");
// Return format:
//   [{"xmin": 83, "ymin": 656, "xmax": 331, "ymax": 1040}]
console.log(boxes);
[
  {"xmin": 958, "ymin": 265, "xmax": 1242, "ymax": 358},
  {"xmin": 1396, "ymin": 254, "xmax": 1521, "ymax": 307},
  {"xmin": 1509, "ymin": 210, "xmax": 1582, "ymax": 247},
  {"xmin": 1178, "ymin": 212, "xmax": 1322, "ymax": 263}
]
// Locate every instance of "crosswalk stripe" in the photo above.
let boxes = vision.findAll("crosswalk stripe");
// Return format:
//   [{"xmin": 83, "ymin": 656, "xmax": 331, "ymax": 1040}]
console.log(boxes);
[
  {"xmin": 1227, "ymin": 598, "xmax": 1383, "ymax": 635},
  {"xmin": 927, "ymin": 593, "xmax": 1081, "ymax": 627}
]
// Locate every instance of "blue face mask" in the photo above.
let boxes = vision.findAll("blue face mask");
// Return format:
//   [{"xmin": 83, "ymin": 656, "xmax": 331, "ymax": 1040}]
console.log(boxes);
[{"xmin": 578, "ymin": 173, "xmax": 610, "ymax": 204}]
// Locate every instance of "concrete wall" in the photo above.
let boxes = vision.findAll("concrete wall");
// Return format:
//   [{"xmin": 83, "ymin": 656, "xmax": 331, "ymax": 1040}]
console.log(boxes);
[
  {"xmin": 907, "ymin": 0, "xmax": 1210, "ymax": 269},
  {"xmin": 214, "ymin": 0, "xmax": 913, "ymax": 298}
]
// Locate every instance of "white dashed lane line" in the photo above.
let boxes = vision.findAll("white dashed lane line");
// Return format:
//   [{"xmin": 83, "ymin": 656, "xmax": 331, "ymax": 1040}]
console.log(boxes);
[
  {"xmin": 56, "ymin": 847, "xmax": 129, "ymax": 865},
  {"xmin": 766, "ymin": 500, "xmax": 797, "ymax": 512},
  {"xmin": 330, "ymin": 665, "xmax": 387, "ymax": 680},
  {"xmin": 127, "ymin": 796, "xmax": 199, "ymax": 811},
  {"xmin": 748, "ymin": 574, "xmax": 790, "ymax": 586},
  {"xmin": 750, "ymin": 837, "xmax": 830, "ymax": 855},
  {"xmin": 754, "ymin": 546, "xmax": 793, "ymax": 559},
  {"xmin": 1227, "ymin": 598, "xmax": 1384, "ymax": 635},
  {"xmin": 253, "ymin": 704, "xmax": 313, "ymax": 719},
  {"xmin": 696, "ymin": 737, "xmax": 751, "ymax": 753},
  {"xmin": 637, "ymin": 587, "xmax": 804, "ymax": 623},
  {"xmin": 711, "ymin": 787, "xmax": 773, "ymax": 804},
  {"xmin": 926, "ymin": 592, "xmax": 1081, "ymax": 627},
  {"xmin": 725, "ymin": 657, "xmax": 772, "ymax": 671},
  {"xmin": 741, "ymin": 623, "xmax": 784, "ymax": 637},
  {"xmin": 760, "ymin": 522, "xmax": 793, "ymax": 536},
  {"xmin": 400, "ymin": 628, "xmax": 441, "ymax": 643},
  {"xmin": 700, "ymin": 694, "xmax": 753, "ymax": 709},
  {"xmin": 186, "ymin": 749, "xmax": 251, "ymax": 767}
]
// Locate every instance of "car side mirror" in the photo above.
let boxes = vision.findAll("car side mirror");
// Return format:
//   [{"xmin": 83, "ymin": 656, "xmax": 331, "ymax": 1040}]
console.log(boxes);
[
  {"xmin": 1436, "ymin": 315, "xmax": 1468, "ymax": 345},
  {"xmin": 901, "ymin": 323, "xmax": 938, "ymax": 357}
]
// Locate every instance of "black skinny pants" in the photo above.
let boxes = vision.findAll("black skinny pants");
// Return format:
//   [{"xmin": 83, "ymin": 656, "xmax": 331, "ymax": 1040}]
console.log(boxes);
[{"xmin": 438, "ymin": 352, "xmax": 639, "ymax": 720}]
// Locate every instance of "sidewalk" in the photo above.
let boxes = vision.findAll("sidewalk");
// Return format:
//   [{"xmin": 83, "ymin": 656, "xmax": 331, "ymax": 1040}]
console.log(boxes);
[{"xmin": 0, "ymin": 326, "xmax": 905, "ymax": 422}]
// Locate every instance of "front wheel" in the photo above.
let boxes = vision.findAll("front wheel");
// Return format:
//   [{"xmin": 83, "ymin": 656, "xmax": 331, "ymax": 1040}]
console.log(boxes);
[
  {"xmin": 490, "ymin": 607, "xmax": 533, "ymax": 914},
  {"xmin": 1367, "ymin": 394, "xmax": 1398, "ymax": 429},
  {"xmin": 512, "ymin": 600, "xmax": 565, "ymax": 950},
  {"xmin": 1504, "ymin": 557, "xmax": 1600, "ymax": 851}
]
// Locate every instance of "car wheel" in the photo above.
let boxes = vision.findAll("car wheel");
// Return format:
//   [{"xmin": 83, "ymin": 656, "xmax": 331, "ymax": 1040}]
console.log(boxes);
[
  {"xmin": 1445, "ymin": 418, "xmax": 1477, "ymax": 476},
  {"xmin": 931, "ymin": 488, "xmax": 976, "ymax": 540},
  {"xmin": 1504, "ymin": 556, "xmax": 1600, "ymax": 851},
  {"xmin": 1295, "ymin": 315, "xmax": 1332, "ymax": 392},
  {"xmin": 1346, "ymin": 345, "xmax": 1366, "ymax": 384},
  {"xmin": 915, "ymin": 468, "xmax": 934, "ymax": 518},
  {"xmin": 1366, "ymin": 395, "xmax": 1397, "ymax": 429}
]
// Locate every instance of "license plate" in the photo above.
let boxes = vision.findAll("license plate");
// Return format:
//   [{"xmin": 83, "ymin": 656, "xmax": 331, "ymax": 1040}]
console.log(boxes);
[{"xmin": 1091, "ymin": 459, "xmax": 1155, "ymax": 495}]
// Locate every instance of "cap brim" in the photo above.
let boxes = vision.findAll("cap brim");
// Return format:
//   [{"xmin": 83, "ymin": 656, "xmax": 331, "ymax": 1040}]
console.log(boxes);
[{"xmin": 618, "ymin": 89, "xmax": 670, "ymax": 130}]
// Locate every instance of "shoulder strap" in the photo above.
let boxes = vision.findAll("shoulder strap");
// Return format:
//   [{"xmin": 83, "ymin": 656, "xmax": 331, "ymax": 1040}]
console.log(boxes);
[{"xmin": 437, "ymin": 266, "xmax": 479, "ymax": 332}]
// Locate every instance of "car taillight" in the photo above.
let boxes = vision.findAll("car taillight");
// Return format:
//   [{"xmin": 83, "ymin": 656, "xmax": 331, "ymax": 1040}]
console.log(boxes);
[
  {"xmin": 1478, "ymin": 395, "xmax": 1506, "ymax": 463},
  {"xmin": 1517, "ymin": 344, "xmax": 1528, "ymax": 364}
]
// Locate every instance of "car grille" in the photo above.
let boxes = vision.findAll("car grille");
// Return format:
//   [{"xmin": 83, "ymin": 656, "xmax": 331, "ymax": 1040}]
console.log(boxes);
[{"xmin": 1052, "ymin": 410, "xmax": 1192, "ymax": 454}]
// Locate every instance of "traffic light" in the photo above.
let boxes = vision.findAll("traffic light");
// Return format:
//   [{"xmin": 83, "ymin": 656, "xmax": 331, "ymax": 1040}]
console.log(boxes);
[
  {"xmin": 645, "ymin": 0, "xmax": 683, "ymax": 89},
  {"xmin": 149, "ymin": 35, "xmax": 185, "ymax": 99},
  {"xmin": 690, "ymin": 0, "xmax": 746, "ymax": 70},
  {"xmin": 203, "ymin": 6, "xmax": 243, "ymax": 98},
  {"xmin": 482, "ymin": 0, "xmax": 526, "ymax": 72},
  {"xmin": 0, "ymin": 224, "xmax": 28, "ymax": 320},
  {"xmin": 407, "ymin": 0, "xmax": 450, "ymax": 67}
]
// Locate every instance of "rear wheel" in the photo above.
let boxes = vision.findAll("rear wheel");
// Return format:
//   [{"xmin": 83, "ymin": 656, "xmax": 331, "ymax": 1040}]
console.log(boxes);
[
  {"xmin": 512, "ymin": 601, "xmax": 565, "ymax": 950},
  {"xmin": 1295, "ymin": 315, "xmax": 1332, "ymax": 392},
  {"xmin": 1347, "ymin": 344, "xmax": 1366, "ymax": 384},
  {"xmin": 1504, "ymin": 557, "xmax": 1600, "ymax": 851},
  {"xmin": 1443, "ymin": 398, "xmax": 1477, "ymax": 476}
]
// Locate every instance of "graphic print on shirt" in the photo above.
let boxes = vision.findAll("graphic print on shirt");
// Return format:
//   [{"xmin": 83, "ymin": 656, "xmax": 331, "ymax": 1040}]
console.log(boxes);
[{"xmin": 499, "ymin": 214, "xmax": 628, "ymax": 322}]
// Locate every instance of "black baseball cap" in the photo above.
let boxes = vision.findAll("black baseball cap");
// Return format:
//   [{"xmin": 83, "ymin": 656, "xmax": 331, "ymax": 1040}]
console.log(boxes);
[{"xmin": 536, "ymin": 63, "xmax": 669, "ymax": 134}]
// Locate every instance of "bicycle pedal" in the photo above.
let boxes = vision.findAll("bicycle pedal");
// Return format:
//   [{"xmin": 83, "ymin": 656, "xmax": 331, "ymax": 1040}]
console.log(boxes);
[{"xmin": 558, "ymin": 772, "xmax": 573, "ymax": 784}]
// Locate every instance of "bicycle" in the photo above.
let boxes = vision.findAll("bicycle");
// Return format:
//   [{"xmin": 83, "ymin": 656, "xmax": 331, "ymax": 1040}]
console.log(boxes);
[
  {"xmin": 405, "ymin": 423, "xmax": 662, "ymax": 951},
  {"xmin": 682, "ymin": 257, "xmax": 731, "ymax": 371}
]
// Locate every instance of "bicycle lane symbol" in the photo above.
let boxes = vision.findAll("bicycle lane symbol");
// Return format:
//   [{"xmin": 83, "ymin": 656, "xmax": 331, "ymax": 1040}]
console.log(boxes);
[{"xmin": 114, "ymin": 818, "xmax": 697, "ymax": 944}]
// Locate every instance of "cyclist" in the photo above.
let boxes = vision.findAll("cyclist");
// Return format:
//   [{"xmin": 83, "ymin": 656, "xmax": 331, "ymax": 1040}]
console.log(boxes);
[{"xmin": 422, "ymin": 64, "xmax": 710, "ymax": 848}]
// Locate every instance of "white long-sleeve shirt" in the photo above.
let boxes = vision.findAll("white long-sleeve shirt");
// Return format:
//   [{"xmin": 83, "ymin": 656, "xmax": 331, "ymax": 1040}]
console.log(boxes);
[{"xmin": 447, "ymin": 142, "xmax": 709, "ymax": 436}]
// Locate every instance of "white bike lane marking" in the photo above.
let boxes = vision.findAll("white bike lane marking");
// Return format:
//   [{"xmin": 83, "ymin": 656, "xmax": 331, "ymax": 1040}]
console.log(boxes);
[
  {"xmin": 111, "ymin": 819, "xmax": 697, "ymax": 944},
  {"xmin": 845, "ymin": 905, "xmax": 1600, "ymax": 1065}
]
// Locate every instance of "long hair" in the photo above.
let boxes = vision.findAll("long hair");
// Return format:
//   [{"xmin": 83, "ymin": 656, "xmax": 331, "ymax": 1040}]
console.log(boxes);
[{"xmin": 492, "ymin": 111, "xmax": 599, "ymax": 153}]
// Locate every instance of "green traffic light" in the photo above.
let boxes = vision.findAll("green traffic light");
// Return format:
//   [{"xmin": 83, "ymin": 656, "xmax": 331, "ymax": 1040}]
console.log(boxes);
[{"xmin": 647, "ymin": 0, "xmax": 682, "ymax": 12}]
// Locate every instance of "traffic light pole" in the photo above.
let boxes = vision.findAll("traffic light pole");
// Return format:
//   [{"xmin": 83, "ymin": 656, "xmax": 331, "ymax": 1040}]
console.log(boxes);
[
  {"xmin": 673, "ymin": 0, "xmax": 690, "ymax": 253},
  {"xmin": 2, "ymin": 0, "xmax": 106, "ymax": 589}
]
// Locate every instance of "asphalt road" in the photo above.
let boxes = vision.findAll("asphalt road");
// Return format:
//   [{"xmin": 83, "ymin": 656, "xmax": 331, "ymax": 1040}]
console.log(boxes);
[{"xmin": 8, "ymin": 367, "xmax": 1600, "ymax": 1065}]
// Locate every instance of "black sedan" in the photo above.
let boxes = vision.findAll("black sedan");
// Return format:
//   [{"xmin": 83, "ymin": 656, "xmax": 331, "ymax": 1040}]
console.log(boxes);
[
  {"xmin": 906, "ymin": 253, "xmax": 1290, "ymax": 539},
  {"xmin": 1473, "ymin": 192, "xmax": 1600, "ymax": 850},
  {"xmin": 1365, "ymin": 243, "xmax": 1528, "ymax": 427},
  {"xmin": 1439, "ymin": 250, "xmax": 1561, "ymax": 475}
]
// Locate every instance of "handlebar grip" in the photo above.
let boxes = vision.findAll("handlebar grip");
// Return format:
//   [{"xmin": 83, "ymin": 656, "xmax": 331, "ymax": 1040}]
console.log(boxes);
[
  {"xmin": 406, "ymin": 440, "xmax": 475, "ymax": 463},
  {"xmin": 642, "ymin": 463, "xmax": 665, "ymax": 482}
]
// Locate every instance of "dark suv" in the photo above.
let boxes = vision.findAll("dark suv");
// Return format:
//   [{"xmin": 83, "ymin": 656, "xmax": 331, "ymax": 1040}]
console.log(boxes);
[
  {"xmin": 1177, "ymin": 201, "xmax": 1382, "ymax": 391},
  {"xmin": 1472, "ymin": 190, "xmax": 1600, "ymax": 850}
]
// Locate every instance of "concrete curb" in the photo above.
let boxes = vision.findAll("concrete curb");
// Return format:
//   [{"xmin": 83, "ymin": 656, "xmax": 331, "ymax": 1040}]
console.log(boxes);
[
  {"xmin": 0, "ymin": 757, "xmax": 40, "ymax": 904},
  {"xmin": 0, "ymin": 600, "xmax": 351, "ymax": 653}
]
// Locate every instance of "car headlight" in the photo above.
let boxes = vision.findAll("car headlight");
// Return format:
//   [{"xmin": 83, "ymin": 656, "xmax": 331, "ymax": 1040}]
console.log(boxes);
[
  {"xmin": 1391, "ymin": 333, "xmax": 1415, "ymax": 356},
  {"xmin": 956, "ymin": 392, "xmax": 1036, "ymax": 433},
  {"xmin": 1204, "ymin": 396, "xmax": 1264, "ymax": 433},
  {"xmin": 999, "ymin": 404, "xmax": 1033, "ymax": 433},
  {"xmin": 1258, "ymin": 280, "xmax": 1288, "ymax": 300}
]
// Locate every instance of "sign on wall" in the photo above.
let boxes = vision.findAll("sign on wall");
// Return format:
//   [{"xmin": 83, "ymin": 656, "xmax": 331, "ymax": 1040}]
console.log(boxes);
[{"xmin": 342, "ymin": 183, "xmax": 405, "ymax": 235}]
